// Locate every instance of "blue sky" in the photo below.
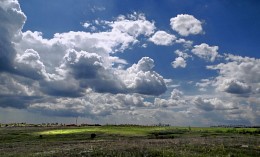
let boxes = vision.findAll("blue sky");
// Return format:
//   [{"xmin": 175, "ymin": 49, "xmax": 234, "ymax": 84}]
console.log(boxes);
[{"xmin": 0, "ymin": 0, "xmax": 259, "ymax": 126}]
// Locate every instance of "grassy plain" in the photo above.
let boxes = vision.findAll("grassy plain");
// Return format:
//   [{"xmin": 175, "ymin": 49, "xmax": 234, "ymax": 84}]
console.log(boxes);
[{"xmin": 0, "ymin": 125, "xmax": 259, "ymax": 156}]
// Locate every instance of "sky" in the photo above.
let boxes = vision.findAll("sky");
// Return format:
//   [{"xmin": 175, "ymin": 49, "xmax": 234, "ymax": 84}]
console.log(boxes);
[{"xmin": 0, "ymin": 0, "xmax": 259, "ymax": 126}]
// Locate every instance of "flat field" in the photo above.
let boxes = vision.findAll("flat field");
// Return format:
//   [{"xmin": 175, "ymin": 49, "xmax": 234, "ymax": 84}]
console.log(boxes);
[{"xmin": 0, "ymin": 125, "xmax": 259, "ymax": 156}]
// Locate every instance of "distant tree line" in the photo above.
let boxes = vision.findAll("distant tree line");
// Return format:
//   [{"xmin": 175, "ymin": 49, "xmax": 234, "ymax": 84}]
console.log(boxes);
[
  {"xmin": 210, "ymin": 125, "xmax": 260, "ymax": 128},
  {"xmin": 0, "ymin": 122, "xmax": 171, "ymax": 128},
  {"xmin": 0, "ymin": 122, "xmax": 64, "ymax": 127}
]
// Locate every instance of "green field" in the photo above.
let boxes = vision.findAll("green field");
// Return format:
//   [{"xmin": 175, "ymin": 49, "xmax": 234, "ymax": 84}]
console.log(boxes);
[{"xmin": 0, "ymin": 125, "xmax": 259, "ymax": 156}]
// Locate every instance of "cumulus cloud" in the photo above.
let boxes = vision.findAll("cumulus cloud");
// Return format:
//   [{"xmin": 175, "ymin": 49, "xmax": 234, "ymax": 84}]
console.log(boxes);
[
  {"xmin": 0, "ymin": 73, "xmax": 43, "ymax": 109},
  {"xmin": 191, "ymin": 43, "xmax": 219, "ymax": 62},
  {"xmin": 52, "ymin": 31, "xmax": 135, "ymax": 54},
  {"xmin": 192, "ymin": 97, "xmax": 215, "ymax": 111},
  {"xmin": 0, "ymin": 73, "xmax": 39, "ymax": 97},
  {"xmin": 11, "ymin": 12, "xmax": 165, "ymax": 97},
  {"xmin": 172, "ymin": 50, "xmax": 192, "ymax": 69},
  {"xmin": 15, "ymin": 13, "xmax": 156, "ymax": 71},
  {"xmin": 0, "ymin": 0, "xmax": 45, "ymax": 109},
  {"xmin": 14, "ymin": 49, "xmax": 49, "ymax": 80},
  {"xmin": 222, "ymin": 54, "xmax": 260, "ymax": 83},
  {"xmin": 195, "ymin": 79, "xmax": 214, "ymax": 92},
  {"xmin": 44, "ymin": 53, "xmax": 166, "ymax": 96},
  {"xmin": 207, "ymin": 54, "xmax": 260, "ymax": 96},
  {"xmin": 57, "ymin": 50, "xmax": 167, "ymax": 95},
  {"xmin": 192, "ymin": 97, "xmax": 238, "ymax": 111},
  {"xmin": 28, "ymin": 97, "xmax": 112, "ymax": 118},
  {"xmin": 170, "ymin": 89, "xmax": 183, "ymax": 100},
  {"xmin": 40, "ymin": 79, "xmax": 85, "ymax": 97},
  {"xmin": 0, "ymin": 95, "xmax": 42, "ymax": 109},
  {"xmin": 0, "ymin": 0, "xmax": 26, "ymax": 71},
  {"xmin": 149, "ymin": 31, "xmax": 176, "ymax": 45},
  {"xmin": 82, "ymin": 22, "xmax": 91, "ymax": 28},
  {"xmin": 61, "ymin": 49, "xmax": 105, "ymax": 79},
  {"xmin": 154, "ymin": 89, "xmax": 186, "ymax": 108},
  {"xmin": 172, "ymin": 57, "xmax": 187, "ymax": 68},
  {"xmin": 109, "ymin": 12, "xmax": 155, "ymax": 38},
  {"xmin": 50, "ymin": 54, "xmax": 166, "ymax": 96},
  {"xmin": 175, "ymin": 50, "xmax": 192, "ymax": 59},
  {"xmin": 0, "ymin": 0, "xmax": 168, "ymax": 121},
  {"xmin": 154, "ymin": 98, "xmax": 173, "ymax": 108},
  {"xmin": 170, "ymin": 14, "xmax": 203, "ymax": 36},
  {"xmin": 150, "ymin": 87, "xmax": 255, "ymax": 126},
  {"xmin": 121, "ymin": 57, "xmax": 167, "ymax": 95},
  {"xmin": 28, "ymin": 90, "xmax": 149, "ymax": 118},
  {"xmin": 219, "ymin": 79, "xmax": 252, "ymax": 94},
  {"xmin": 175, "ymin": 38, "xmax": 193, "ymax": 48}
]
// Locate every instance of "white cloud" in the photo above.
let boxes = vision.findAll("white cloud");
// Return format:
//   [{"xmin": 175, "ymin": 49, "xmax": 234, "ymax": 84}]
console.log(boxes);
[
  {"xmin": 82, "ymin": 22, "xmax": 91, "ymax": 28},
  {"xmin": 172, "ymin": 50, "xmax": 191, "ymax": 68},
  {"xmin": 191, "ymin": 43, "xmax": 219, "ymax": 62},
  {"xmin": 154, "ymin": 89, "xmax": 186, "ymax": 108},
  {"xmin": 170, "ymin": 14, "xmax": 203, "ymax": 36},
  {"xmin": 40, "ymin": 78, "xmax": 84, "ymax": 97},
  {"xmin": 15, "ymin": 49, "xmax": 49, "ymax": 80},
  {"xmin": 192, "ymin": 96, "xmax": 238, "ymax": 111},
  {"xmin": 62, "ymin": 49, "xmax": 105, "ymax": 79},
  {"xmin": 57, "ymin": 49, "xmax": 126, "ymax": 94},
  {"xmin": 170, "ymin": 89, "xmax": 183, "ymax": 100},
  {"xmin": 218, "ymin": 79, "xmax": 252, "ymax": 94},
  {"xmin": 0, "ymin": 0, "xmax": 26, "ymax": 38},
  {"xmin": 0, "ymin": 73, "xmax": 38, "ymax": 97},
  {"xmin": 195, "ymin": 79, "xmax": 214, "ymax": 92},
  {"xmin": 28, "ymin": 96, "xmax": 112, "ymax": 118},
  {"xmin": 121, "ymin": 57, "xmax": 167, "ymax": 95},
  {"xmin": 175, "ymin": 38, "xmax": 193, "ymax": 48},
  {"xmin": 129, "ymin": 56, "xmax": 155, "ymax": 72},
  {"xmin": 6, "ymin": 11, "xmax": 167, "ymax": 99},
  {"xmin": 174, "ymin": 50, "xmax": 192, "ymax": 59},
  {"xmin": 13, "ymin": 13, "xmax": 158, "ymax": 76},
  {"xmin": 44, "ymin": 53, "xmax": 166, "ymax": 96},
  {"xmin": 172, "ymin": 57, "xmax": 187, "ymax": 68},
  {"xmin": 52, "ymin": 31, "xmax": 136, "ymax": 54},
  {"xmin": 15, "ymin": 31, "xmax": 65, "ymax": 72},
  {"xmin": 154, "ymin": 98, "xmax": 173, "ymax": 108},
  {"xmin": 192, "ymin": 97, "xmax": 215, "ymax": 111},
  {"xmin": 207, "ymin": 54, "xmax": 260, "ymax": 96},
  {"xmin": 150, "ymin": 88, "xmax": 257, "ymax": 126},
  {"xmin": 109, "ymin": 13, "xmax": 155, "ymax": 37},
  {"xmin": 28, "ymin": 90, "xmax": 149, "ymax": 118},
  {"xmin": 15, "ymin": 13, "xmax": 156, "ymax": 64},
  {"xmin": 0, "ymin": 0, "xmax": 26, "ymax": 71},
  {"xmin": 149, "ymin": 31, "xmax": 176, "ymax": 45}
]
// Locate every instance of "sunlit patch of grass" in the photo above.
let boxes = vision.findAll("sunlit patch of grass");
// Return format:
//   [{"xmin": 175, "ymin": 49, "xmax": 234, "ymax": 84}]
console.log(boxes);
[
  {"xmin": 35, "ymin": 126, "xmax": 171, "ymax": 136},
  {"xmin": 36, "ymin": 127, "xmax": 100, "ymax": 135}
]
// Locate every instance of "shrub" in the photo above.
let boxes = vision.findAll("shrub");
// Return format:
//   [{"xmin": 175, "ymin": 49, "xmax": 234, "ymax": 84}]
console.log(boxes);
[{"xmin": 90, "ymin": 133, "xmax": 96, "ymax": 139}]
